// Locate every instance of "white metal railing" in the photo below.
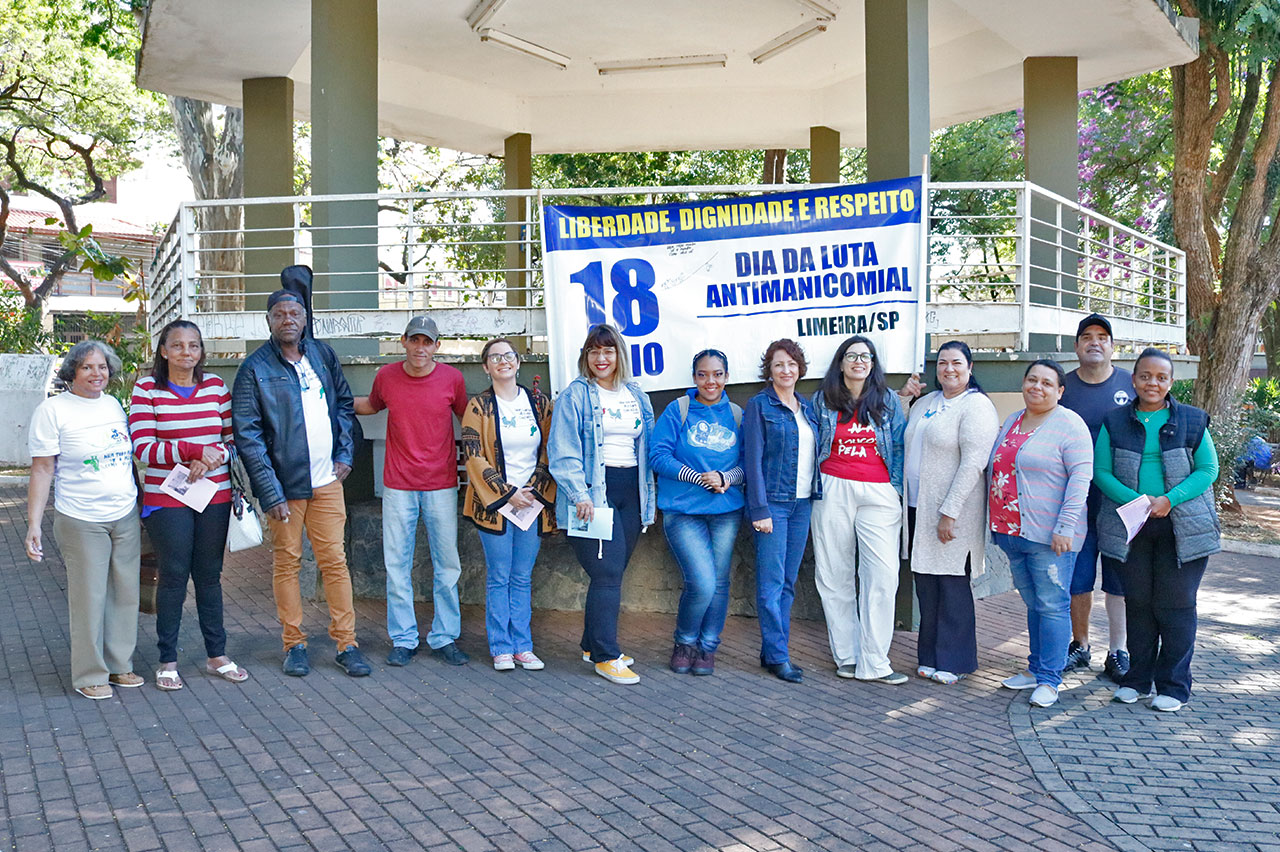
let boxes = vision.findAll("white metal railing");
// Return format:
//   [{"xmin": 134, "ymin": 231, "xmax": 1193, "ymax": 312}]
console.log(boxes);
[{"xmin": 147, "ymin": 182, "xmax": 1186, "ymax": 351}]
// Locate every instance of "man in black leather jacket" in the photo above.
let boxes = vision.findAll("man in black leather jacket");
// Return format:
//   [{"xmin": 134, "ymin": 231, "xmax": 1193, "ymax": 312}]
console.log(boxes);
[{"xmin": 232, "ymin": 290, "xmax": 371, "ymax": 678}]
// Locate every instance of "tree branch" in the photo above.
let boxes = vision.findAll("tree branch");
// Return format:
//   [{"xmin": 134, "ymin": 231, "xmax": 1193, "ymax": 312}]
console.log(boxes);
[{"xmin": 1207, "ymin": 68, "xmax": 1260, "ymax": 220}]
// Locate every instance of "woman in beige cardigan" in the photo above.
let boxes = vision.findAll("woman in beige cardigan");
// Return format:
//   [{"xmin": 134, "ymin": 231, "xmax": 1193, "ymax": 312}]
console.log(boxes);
[{"xmin": 899, "ymin": 341, "xmax": 999, "ymax": 684}]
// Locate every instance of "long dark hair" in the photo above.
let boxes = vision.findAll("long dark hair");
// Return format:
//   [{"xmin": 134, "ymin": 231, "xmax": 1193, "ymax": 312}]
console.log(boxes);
[
  {"xmin": 935, "ymin": 340, "xmax": 984, "ymax": 394},
  {"xmin": 821, "ymin": 335, "xmax": 889, "ymax": 426},
  {"xmin": 151, "ymin": 320, "xmax": 205, "ymax": 387}
]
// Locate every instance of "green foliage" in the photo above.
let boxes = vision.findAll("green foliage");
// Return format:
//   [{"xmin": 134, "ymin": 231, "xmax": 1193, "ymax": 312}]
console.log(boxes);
[
  {"xmin": 0, "ymin": 0, "xmax": 168, "ymax": 194},
  {"xmin": 1171, "ymin": 375, "xmax": 1280, "ymax": 504},
  {"xmin": 54, "ymin": 311, "xmax": 148, "ymax": 406},
  {"xmin": 0, "ymin": 288, "xmax": 57, "ymax": 353}
]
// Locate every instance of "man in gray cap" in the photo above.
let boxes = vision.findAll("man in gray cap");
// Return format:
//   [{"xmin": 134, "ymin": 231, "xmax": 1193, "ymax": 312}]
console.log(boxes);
[
  {"xmin": 232, "ymin": 288, "xmax": 371, "ymax": 677},
  {"xmin": 355, "ymin": 316, "xmax": 471, "ymax": 666},
  {"xmin": 1060, "ymin": 313, "xmax": 1133, "ymax": 681}
]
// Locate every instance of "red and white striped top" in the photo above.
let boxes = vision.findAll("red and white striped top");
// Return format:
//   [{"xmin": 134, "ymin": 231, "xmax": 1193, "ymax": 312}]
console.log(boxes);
[{"xmin": 129, "ymin": 373, "xmax": 233, "ymax": 509}]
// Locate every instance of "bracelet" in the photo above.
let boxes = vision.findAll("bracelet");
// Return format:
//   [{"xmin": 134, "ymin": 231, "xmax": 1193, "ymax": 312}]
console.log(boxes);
[{"xmin": 717, "ymin": 471, "xmax": 726, "ymax": 488}]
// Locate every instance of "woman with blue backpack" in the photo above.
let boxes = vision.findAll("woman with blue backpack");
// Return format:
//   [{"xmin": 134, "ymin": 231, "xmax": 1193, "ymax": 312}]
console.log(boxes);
[{"xmin": 650, "ymin": 349, "xmax": 745, "ymax": 676}]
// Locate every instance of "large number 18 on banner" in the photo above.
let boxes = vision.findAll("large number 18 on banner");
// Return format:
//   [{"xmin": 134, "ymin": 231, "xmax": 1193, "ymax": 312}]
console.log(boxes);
[{"xmin": 541, "ymin": 177, "xmax": 926, "ymax": 393}]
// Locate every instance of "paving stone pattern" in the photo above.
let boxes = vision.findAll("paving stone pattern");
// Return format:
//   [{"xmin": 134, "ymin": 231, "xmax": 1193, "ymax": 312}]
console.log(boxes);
[{"xmin": 0, "ymin": 482, "xmax": 1274, "ymax": 852}]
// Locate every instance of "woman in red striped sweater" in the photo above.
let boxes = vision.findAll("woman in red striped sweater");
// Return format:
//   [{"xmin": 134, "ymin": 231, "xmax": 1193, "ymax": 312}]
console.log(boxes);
[{"xmin": 130, "ymin": 320, "xmax": 248, "ymax": 690}]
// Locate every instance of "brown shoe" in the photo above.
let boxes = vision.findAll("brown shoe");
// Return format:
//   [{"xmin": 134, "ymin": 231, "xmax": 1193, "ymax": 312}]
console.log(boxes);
[
  {"xmin": 75, "ymin": 684, "xmax": 113, "ymax": 700},
  {"xmin": 108, "ymin": 672, "xmax": 144, "ymax": 688}
]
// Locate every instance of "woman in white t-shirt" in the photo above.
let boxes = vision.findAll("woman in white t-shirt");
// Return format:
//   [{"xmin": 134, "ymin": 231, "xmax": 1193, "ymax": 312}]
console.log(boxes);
[
  {"xmin": 549, "ymin": 324, "xmax": 656, "ymax": 685},
  {"xmin": 462, "ymin": 338, "xmax": 557, "ymax": 673},
  {"xmin": 25, "ymin": 341, "xmax": 142, "ymax": 700}
]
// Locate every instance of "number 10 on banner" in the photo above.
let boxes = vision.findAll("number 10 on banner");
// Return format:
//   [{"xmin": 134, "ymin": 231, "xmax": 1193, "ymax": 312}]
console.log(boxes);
[{"xmin": 570, "ymin": 258, "xmax": 665, "ymax": 376}]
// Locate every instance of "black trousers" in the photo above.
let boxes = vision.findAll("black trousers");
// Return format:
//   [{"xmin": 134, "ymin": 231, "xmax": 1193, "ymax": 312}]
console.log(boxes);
[
  {"xmin": 908, "ymin": 508, "xmax": 978, "ymax": 674},
  {"xmin": 570, "ymin": 466, "xmax": 642, "ymax": 663},
  {"xmin": 144, "ymin": 503, "xmax": 232, "ymax": 662},
  {"xmin": 1104, "ymin": 515, "xmax": 1207, "ymax": 702}
]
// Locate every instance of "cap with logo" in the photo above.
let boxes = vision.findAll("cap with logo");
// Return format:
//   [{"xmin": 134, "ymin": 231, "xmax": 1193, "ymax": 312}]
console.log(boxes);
[
  {"xmin": 1076, "ymin": 313, "xmax": 1113, "ymax": 339},
  {"xmin": 403, "ymin": 315, "xmax": 439, "ymax": 340}
]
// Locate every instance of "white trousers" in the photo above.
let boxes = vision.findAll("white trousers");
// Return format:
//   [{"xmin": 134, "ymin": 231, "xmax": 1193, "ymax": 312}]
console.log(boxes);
[{"xmin": 812, "ymin": 474, "xmax": 902, "ymax": 679}]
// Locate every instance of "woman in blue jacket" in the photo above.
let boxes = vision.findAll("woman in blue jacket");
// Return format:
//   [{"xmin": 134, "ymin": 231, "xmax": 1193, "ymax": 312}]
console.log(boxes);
[
  {"xmin": 743, "ymin": 339, "xmax": 821, "ymax": 683},
  {"xmin": 549, "ymin": 324, "xmax": 656, "ymax": 686},
  {"xmin": 650, "ymin": 349, "xmax": 744, "ymax": 677}
]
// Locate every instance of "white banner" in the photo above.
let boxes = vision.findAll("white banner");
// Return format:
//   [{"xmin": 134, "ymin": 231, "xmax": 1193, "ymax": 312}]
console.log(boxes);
[{"xmin": 542, "ymin": 177, "xmax": 925, "ymax": 393}]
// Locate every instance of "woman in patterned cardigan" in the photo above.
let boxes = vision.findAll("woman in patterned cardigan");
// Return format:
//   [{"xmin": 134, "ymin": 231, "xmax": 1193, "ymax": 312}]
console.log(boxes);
[{"xmin": 461, "ymin": 338, "xmax": 556, "ymax": 672}]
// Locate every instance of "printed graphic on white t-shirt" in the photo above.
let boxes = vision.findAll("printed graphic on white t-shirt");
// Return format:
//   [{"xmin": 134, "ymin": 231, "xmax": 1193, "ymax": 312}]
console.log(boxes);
[{"xmin": 496, "ymin": 391, "xmax": 540, "ymax": 488}]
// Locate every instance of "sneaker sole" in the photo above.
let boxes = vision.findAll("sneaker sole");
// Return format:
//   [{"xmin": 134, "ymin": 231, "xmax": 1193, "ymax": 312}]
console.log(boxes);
[
  {"xmin": 517, "ymin": 662, "xmax": 545, "ymax": 671},
  {"xmin": 596, "ymin": 670, "xmax": 639, "ymax": 685},
  {"xmin": 494, "ymin": 664, "xmax": 516, "ymax": 672},
  {"xmin": 1029, "ymin": 696, "xmax": 1059, "ymax": 708}
]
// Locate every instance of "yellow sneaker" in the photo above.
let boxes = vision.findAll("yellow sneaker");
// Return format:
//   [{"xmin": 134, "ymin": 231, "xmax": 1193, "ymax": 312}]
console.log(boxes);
[{"xmin": 594, "ymin": 657, "xmax": 640, "ymax": 684}]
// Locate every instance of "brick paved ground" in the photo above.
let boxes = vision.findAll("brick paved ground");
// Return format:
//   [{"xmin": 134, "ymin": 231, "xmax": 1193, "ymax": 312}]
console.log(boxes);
[{"xmin": 0, "ymin": 480, "xmax": 1275, "ymax": 852}]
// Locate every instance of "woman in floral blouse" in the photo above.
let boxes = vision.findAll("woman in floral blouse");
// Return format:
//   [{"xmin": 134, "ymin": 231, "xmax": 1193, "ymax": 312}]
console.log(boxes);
[{"xmin": 987, "ymin": 359, "xmax": 1093, "ymax": 709}]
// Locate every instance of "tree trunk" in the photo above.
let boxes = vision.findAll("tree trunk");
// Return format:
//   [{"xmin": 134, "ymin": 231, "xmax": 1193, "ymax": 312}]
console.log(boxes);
[
  {"xmin": 168, "ymin": 98, "xmax": 246, "ymax": 311},
  {"xmin": 1263, "ymin": 303, "xmax": 1280, "ymax": 380},
  {"xmin": 762, "ymin": 149, "xmax": 787, "ymax": 184}
]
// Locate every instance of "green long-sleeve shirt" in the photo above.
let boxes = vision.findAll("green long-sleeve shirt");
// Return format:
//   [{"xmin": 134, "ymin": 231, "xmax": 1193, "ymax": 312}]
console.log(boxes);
[{"xmin": 1093, "ymin": 408, "xmax": 1218, "ymax": 507}]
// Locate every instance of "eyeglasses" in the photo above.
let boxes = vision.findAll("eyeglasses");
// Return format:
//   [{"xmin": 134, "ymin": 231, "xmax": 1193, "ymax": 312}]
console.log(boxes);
[
  {"xmin": 486, "ymin": 351, "xmax": 519, "ymax": 363},
  {"xmin": 586, "ymin": 347, "xmax": 617, "ymax": 358},
  {"xmin": 843, "ymin": 352, "xmax": 873, "ymax": 363}
]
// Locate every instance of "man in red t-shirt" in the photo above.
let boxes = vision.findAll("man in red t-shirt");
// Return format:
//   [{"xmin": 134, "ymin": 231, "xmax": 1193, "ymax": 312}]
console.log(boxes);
[{"xmin": 355, "ymin": 316, "xmax": 470, "ymax": 667}]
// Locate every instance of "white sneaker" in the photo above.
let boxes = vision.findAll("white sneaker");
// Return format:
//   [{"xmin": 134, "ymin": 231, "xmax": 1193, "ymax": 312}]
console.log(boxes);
[
  {"xmin": 1029, "ymin": 684, "xmax": 1059, "ymax": 707},
  {"xmin": 493, "ymin": 654, "xmax": 516, "ymax": 671},
  {"xmin": 1151, "ymin": 694, "xmax": 1184, "ymax": 712},
  {"xmin": 513, "ymin": 651, "xmax": 544, "ymax": 671},
  {"xmin": 916, "ymin": 666, "xmax": 937, "ymax": 679},
  {"xmin": 1002, "ymin": 671, "xmax": 1038, "ymax": 690},
  {"xmin": 1112, "ymin": 687, "xmax": 1145, "ymax": 704}
]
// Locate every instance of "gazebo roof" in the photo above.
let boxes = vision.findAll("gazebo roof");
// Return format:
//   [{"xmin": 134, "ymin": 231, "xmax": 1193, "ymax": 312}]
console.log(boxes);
[{"xmin": 137, "ymin": 0, "xmax": 1197, "ymax": 156}]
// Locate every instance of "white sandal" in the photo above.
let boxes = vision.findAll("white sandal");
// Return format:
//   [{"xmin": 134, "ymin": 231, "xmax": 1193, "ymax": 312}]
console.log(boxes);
[
  {"xmin": 155, "ymin": 669, "xmax": 184, "ymax": 691},
  {"xmin": 205, "ymin": 661, "xmax": 249, "ymax": 683}
]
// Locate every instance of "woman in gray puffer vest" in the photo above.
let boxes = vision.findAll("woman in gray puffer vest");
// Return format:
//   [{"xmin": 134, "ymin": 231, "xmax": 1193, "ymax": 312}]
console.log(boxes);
[{"xmin": 1094, "ymin": 349, "xmax": 1219, "ymax": 713}]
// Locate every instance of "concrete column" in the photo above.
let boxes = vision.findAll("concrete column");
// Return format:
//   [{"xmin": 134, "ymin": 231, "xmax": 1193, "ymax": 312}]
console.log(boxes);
[
  {"xmin": 864, "ymin": 0, "xmax": 929, "ymax": 182},
  {"xmin": 1023, "ymin": 57, "xmax": 1080, "ymax": 349},
  {"xmin": 242, "ymin": 77, "xmax": 295, "ymax": 313},
  {"xmin": 504, "ymin": 133, "xmax": 532, "ymax": 351},
  {"xmin": 311, "ymin": 0, "xmax": 378, "ymax": 315},
  {"xmin": 809, "ymin": 126, "xmax": 841, "ymax": 183}
]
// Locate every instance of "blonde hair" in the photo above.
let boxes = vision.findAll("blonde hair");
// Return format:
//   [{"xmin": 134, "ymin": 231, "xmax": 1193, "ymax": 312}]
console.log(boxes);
[{"xmin": 576, "ymin": 323, "xmax": 631, "ymax": 384}]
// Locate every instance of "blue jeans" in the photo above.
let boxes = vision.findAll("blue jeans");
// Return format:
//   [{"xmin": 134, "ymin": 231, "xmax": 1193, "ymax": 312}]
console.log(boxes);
[
  {"xmin": 479, "ymin": 523, "xmax": 541, "ymax": 656},
  {"xmin": 753, "ymin": 499, "xmax": 812, "ymax": 665},
  {"xmin": 382, "ymin": 486, "xmax": 462, "ymax": 650},
  {"xmin": 994, "ymin": 532, "xmax": 1073, "ymax": 687},
  {"xmin": 664, "ymin": 510, "xmax": 742, "ymax": 652}
]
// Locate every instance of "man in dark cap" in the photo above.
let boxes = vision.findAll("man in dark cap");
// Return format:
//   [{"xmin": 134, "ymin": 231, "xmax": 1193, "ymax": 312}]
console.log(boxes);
[
  {"xmin": 1060, "ymin": 313, "xmax": 1133, "ymax": 681},
  {"xmin": 232, "ymin": 288, "xmax": 371, "ymax": 677},
  {"xmin": 354, "ymin": 315, "xmax": 470, "ymax": 667}
]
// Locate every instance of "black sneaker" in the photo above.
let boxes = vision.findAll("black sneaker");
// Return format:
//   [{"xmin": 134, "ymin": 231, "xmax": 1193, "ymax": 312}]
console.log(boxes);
[
  {"xmin": 1103, "ymin": 649, "xmax": 1130, "ymax": 682},
  {"xmin": 282, "ymin": 643, "xmax": 310, "ymax": 677},
  {"xmin": 1063, "ymin": 640, "xmax": 1091, "ymax": 673},
  {"xmin": 336, "ymin": 645, "xmax": 372, "ymax": 677},
  {"xmin": 431, "ymin": 642, "xmax": 470, "ymax": 666},
  {"xmin": 386, "ymin": 646, "xmax": 418, "ymax": 667}
]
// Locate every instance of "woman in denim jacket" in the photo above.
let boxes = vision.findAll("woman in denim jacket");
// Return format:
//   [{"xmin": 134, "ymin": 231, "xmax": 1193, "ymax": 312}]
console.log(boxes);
[
  {"xmin": 549, "ymin": 324, "xmax": 655, "ymax": 685},
  {"xmin": 742, "ymin": 339, "xmax": 821, "ymax": 683},
  {"xmin": 811, "ymin": 335, "xmax": 908, "ymax": 684}
]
